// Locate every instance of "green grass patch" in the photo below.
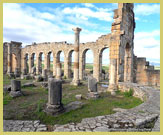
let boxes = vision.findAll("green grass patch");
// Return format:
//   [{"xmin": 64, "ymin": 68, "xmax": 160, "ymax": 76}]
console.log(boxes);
[
  {"xmin": 3, "ymin": 94, "xmax": 13, "ymax": 105},
  {"xmin": 123, "ymin": 88, "xmax": 134, "ymax": 97}
]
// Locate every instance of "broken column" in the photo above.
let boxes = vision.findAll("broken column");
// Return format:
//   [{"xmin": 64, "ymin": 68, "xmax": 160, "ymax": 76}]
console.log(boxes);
[
  {"xmin": 108, "ymin": 59, "xmax": 118, "ymax": 95},
  {"xmin": 72, "ymin": 27, "xmax": 82, "ymax": 86},
  {"xmin": 87, "ymin": 76, "xmax": 99, "ymax": 99},
  {"xmin": 45, "ymin": 78, "xmax": 64, "ymax": 115},
  {"xmin": 56, "ymin": 62, "xmax": 62, "ymax": 80},
  {"xmin": 9, "ymin": 80, "xmax": 23, "ymax": 97}
]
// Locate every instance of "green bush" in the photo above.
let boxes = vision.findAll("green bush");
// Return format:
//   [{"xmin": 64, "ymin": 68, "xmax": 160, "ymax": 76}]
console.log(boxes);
[{"xmin": 123, "ymin": 88, "xmax": 134, "ymax": 97}]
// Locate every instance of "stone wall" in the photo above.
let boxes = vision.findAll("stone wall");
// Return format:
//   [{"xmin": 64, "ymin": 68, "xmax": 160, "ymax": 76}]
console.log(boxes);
[{"xmin": 134, "ymin": 57, "xmax": 160, "ymax": 86}]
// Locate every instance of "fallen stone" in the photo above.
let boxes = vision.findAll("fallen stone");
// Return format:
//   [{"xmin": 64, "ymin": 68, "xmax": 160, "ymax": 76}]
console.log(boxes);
[{"xmin": 75, "ymin": 94, "xmax": 82, "ymax": 100}]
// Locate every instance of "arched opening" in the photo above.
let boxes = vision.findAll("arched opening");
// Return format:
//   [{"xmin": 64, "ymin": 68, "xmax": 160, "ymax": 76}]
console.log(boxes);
[
  {"xmin": 124, "ymin": 43, "xmax": 132, "ymax": 82},
  {"xmin": 99, "ymin": 48, "xmax": 110, "ymax": 82},
  {"xmin": 47, "ymin": 51, "xmax": 53, "ymax": 75},
  {"xmin": 38, "ymin": 52, "xmax": 44, "ymax": 74},
  {"xmin": 57, "ymin": 51, "xmax": 64, "ymax": 78},
  {"xmin": 68, "ymin": 50, "xmax": 74, "ymax": 78},
  {"xmin": 31, "ymin": 53, "xmax": 36, "ymax": 68},
  {"xmin": 11, "ymin": 53, "xmax": 17, "ymax": 72},
  {"xmin": 82, "ymin": 49, "xmax": 93, "ymax": 80}
]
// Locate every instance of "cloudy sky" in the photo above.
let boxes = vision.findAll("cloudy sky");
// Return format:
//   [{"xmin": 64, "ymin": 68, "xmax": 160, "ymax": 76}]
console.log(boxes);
[{"xmin": 3, "ymin": 3, "xmax": 160, "ymax": 65}]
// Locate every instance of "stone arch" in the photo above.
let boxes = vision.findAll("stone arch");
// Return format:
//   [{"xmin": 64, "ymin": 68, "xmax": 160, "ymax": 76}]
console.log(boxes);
[
  {"xmin": 67, "ymin": 50, "xmax": 74, "ymax": 78},
  {"xmin": 99, "ymin": 47, "xmax": 109, "ymax": 81},
  {"xmin": 124, "ymin": 43, "xmax": 132, "ymax": 82},
  {"xmin": 31, "ymin": 53, "xmax": 36, "ymax": 68},
  {"xmin": 81, "ymin": 48, "xmax": 94, "ymax": 80}
]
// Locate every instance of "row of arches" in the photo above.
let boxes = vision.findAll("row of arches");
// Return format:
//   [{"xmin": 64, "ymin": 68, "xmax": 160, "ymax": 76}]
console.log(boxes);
[{"xmin": 24, "ymin": 48, "xmax": 110, "ymax": 81}]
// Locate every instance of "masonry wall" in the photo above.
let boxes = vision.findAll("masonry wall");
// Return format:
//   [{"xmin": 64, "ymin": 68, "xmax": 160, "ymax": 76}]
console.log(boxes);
[{"xmin": 134, "ymin": 57, "xmax": 160, "ymax": 86}]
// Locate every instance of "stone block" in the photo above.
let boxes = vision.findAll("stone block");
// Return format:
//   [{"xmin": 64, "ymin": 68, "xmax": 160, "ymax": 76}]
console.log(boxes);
[{"xmin": 88, "ymin": 76, "xmax": 97, "ymax": 92}]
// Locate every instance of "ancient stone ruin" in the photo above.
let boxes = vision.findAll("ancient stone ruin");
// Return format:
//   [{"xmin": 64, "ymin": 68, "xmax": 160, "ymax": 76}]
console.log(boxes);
[
  {"xmin": 3, "ymin": 3, "xmax": 160, "ymax": 92},
  {"xmin": 45, "ymin": 78, "xmax": 64, "ymax": 115},
  {"xmin": 3, "ymin": 3, "xmax": 160, "ymax": 132},
  {"xmin": 9, "ymin": 80, "xmax": 23, "ymax": 97}
]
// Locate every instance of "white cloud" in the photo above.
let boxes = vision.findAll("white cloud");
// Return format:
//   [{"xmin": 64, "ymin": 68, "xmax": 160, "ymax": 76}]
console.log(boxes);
[
  {"xmin": 134, "ymin": 4, "xmax": 160, "ymax": 16},
  {"xmin": 63, "ymin": 7, "xmax": 113, "ymax": 22},
  {"xmin": 83, "ymin": 3, "xmax": 95, "ymax": 8},
  {"xmin": 134, "ymin": 30, "xmax": 160, "ymax": 61},
  {"xmin": 3, "ymin": 3, "xmax": 105, "ymax": 46}
]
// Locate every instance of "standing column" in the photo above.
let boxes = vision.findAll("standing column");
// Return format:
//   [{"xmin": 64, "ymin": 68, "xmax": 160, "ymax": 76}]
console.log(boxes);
[
  {"xmin": 56, "ymin": 62, "xmax": 62, "ymax": 80},
  {"xmin": 108, "ymin": 59, "xmax": 118, "ymax": 95},
  {"xmin": 53, "ymin": 55, "xmax": 57, "ymax": 77},
  {"xmin": 72, "ymin": 27, "xmax": 82, "ymax": 86},
  {"xmin": 93, "ymin": 52, "xmax": 100, "ymax": 82},
  {"xmin": 28, "ymin": 56, "xmax": 32, "ymax": 74},
  {"xmin": 64, "ymin": 56, "xmax": 69, "ymax": 79},
  {"xmin": 23, "ymin": 57, "xmax": 27, "ymax": 75},
  {"xmin": 7, "ymin": 43, "xmax": 12, "ymax": 74}
]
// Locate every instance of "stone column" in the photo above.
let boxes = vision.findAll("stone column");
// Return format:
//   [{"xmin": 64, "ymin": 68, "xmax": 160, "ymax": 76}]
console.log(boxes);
[
  {"xmin": 36, "ymin": 56, "xmax": 42, "ymax": 74},
  {"xmin": 23, "ymin": 57, "xmax": 27, "ymax": 75},
  {"xmin": 108, "ymin": 59, "xmax": 118, "ymax": 95},
  {"xmin": 93, "ymin": 52, "xmax": 100, "ymax": 82},
  {"xmin": 45, "ymin": 78, "xmax": 64, "ymax": 115},
  {"xmin": 10, "ymin": 80, "xmax": 23, "ymax": 97},
  {"xmin": 79, "ymin": 56, "xmax": 83, "ymax": 80},
  {"xmin": 29, "ymin": 56, "xmax": 32, "ymax": 74},
  {"xmin": 53, "ymin": 55, "xmax": 57, "ymax": 77},
  {"xmin": 72, "ymin": 27, "xmax": 82, "ymax": 86},
  {"xmin": 64, "ymin": 56, "xmax": 69, "ymax": 79},
  {"xmin": 56, "ymin": 62, "xmax": 62, "ymax": 80},
  {"xmin": 7, "ymin": 43, "xmax": 12, "ymax": 74},
  {"xmin": 44, "ymin": 54, "xmax": 48, "ymax": 70}
]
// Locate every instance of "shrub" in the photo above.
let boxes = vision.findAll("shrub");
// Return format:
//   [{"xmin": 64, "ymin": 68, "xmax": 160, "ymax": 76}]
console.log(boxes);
[{"xmin": 123, "ymin": 88, "xmax": 134, "ymax": 97}]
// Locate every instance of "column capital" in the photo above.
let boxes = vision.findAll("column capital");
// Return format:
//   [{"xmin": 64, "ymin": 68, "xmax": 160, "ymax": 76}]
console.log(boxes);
[{"xmin": 72, "ymin": 27, "xmax": 82, "ymax": 33}]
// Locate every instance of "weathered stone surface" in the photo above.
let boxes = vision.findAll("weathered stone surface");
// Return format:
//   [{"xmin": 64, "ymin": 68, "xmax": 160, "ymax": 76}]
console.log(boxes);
[
  {"xmin": 3, "ymin": 85, "xmax": 11, "ymax": 93},
  {"xmin": 75, "ymin": 94, "xmax": 82, "ymax": 100},
  {"xmin": 45, "ymin": 78, "xmax": 64, "ymax": 115},
  {"xmin": 22, "ymin": 82, "xmax": 35, "ymax": 88},
  {"xmin": 65, "ymin": 101, "xmax": 85, "ymax": 113},
  {"xmin": 3, "ymin": 120, "xmax": 47, "ymax": 132},
  {"xmin": 35, "ymin": 75, "xmax": 43, "ymax": 82},
  {"xmin": 52, "ymin": 84, "xmax": 160, "ymax": 132},
  {"xmin": 88, "ymin": 76, "xmax": 97, "ymax": 92},
  {"xmin": 11, "ymin": 80, "xmax": 21, "ymax": 91}
]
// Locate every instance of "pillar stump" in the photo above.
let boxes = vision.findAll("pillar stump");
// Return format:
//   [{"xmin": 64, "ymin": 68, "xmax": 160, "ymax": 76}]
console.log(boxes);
[
  {"xmin": 87, "ymin": 76, "xmax": 99, "ymax": 99},
  {"xmin": 45, "ymin": 78, "xmax": 64, "ymax": 115},
  {"xmin": 9, "ymin": 80, "xmax": 23, "ymax": 97}
]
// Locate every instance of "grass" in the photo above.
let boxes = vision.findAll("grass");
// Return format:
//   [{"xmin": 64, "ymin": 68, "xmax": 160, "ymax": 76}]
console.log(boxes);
[
  {"xmin": 3, "ymin": 75, "xmax": 34, "ymax": 86},
  {"xmin": 3, "ymin": 75, "xmax": 143, "ymax": 125}
]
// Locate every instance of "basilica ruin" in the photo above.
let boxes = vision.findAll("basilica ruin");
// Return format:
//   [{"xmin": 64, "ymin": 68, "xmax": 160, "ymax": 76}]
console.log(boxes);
[
  {"xmin": 3, "ymin": 3, "xmax": 160, "ymax": 132},
  {"xmin": 3, "ymin": 3, "xmax": 160, "ymax": 90}
]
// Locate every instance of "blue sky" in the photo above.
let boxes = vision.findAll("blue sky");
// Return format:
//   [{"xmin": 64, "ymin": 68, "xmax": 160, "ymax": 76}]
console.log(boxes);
[{"xmin": 3, "ymin": 3, "xmax": 160, "ymax": 65}]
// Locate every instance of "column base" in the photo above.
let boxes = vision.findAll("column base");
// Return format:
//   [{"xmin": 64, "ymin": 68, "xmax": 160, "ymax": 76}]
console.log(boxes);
[
  {"xmin": 44, "ymin": 103, "xmax": 64, "ymax": 116},
  {"xmin": 108, "ymin": 84, "xmax": 118, "ymax": 96},
  {"xmin": 71, "ymin": 79, "xmax": 80, "ymax": 86},
  {"xmin": 87, "ymin": 92, "xmax": 99, "ymax": 99}
]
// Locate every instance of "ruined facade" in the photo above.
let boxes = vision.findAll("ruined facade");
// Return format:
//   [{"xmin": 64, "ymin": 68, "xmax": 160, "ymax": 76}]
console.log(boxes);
[{"xmin": 3, "ymin": 3, "xmax": 160, "ymax": 88}]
